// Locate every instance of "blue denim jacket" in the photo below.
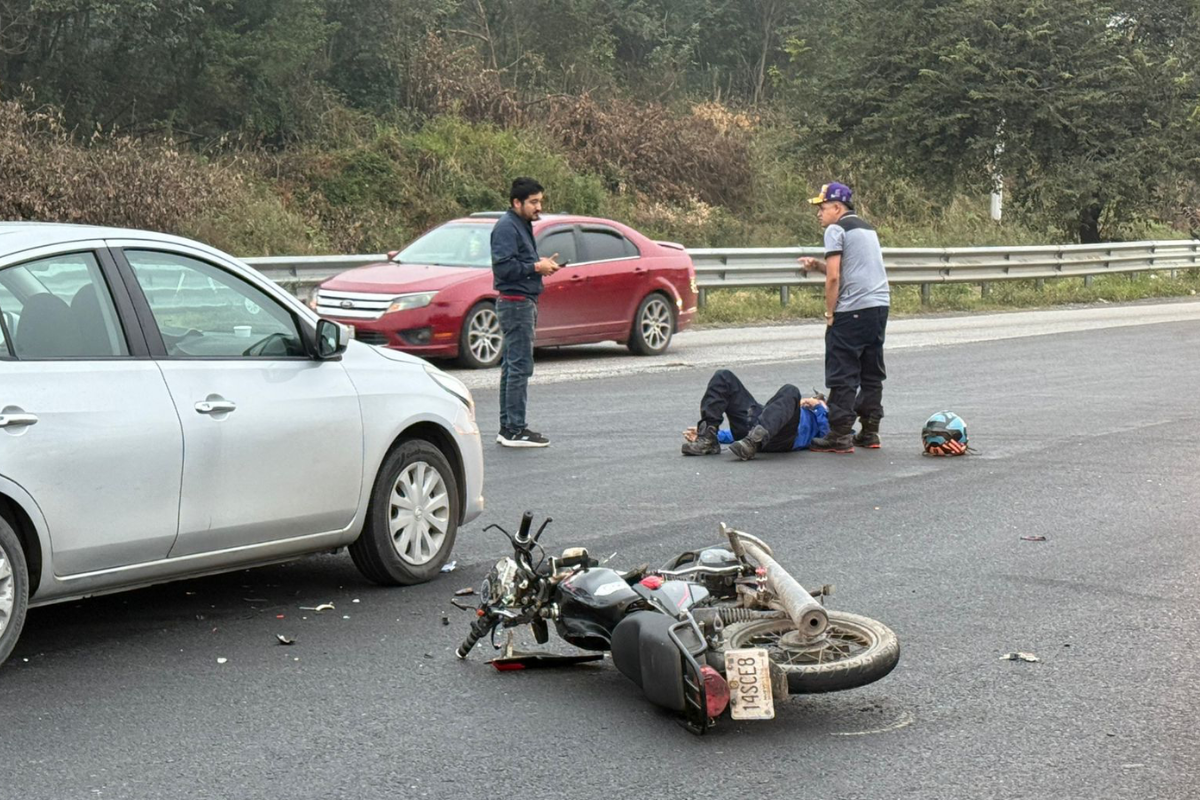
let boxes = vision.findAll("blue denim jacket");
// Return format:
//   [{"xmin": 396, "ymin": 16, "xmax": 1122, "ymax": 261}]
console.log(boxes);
[{"xmin": 491, "ymin": 209, "xmax": 543, "ymax": 299}]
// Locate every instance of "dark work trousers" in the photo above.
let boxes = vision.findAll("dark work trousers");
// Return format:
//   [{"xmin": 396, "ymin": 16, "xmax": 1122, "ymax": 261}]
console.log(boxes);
[
  {"xmin": 825, "ymin": 305, "xmax": 889, "ymax": 430},
  {"xmin": 497, "ymin": 296, "xmax": 537, "ymax": 432},
  {"xmin": 698, "ymin": 369, "xmax": 802, "ymax": 453}
]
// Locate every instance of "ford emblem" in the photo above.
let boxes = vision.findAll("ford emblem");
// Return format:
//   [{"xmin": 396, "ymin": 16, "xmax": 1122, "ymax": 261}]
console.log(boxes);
[{"xmin": 339, "ymin": 300, "xmax": 354, "ymax": 309}]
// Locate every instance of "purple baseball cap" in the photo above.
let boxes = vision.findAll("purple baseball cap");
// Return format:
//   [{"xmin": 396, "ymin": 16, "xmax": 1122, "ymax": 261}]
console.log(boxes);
[{"xmin": 808, "ymin": 182, "xmax": 853, "ymax": 206}]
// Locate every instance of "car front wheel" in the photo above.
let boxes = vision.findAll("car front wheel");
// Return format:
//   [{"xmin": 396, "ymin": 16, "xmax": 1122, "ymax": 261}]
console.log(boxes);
[
  {"xmin": 350, "ymin": 439, "xmax": 460, "ymax": 586},
  {"xmin": 627, "ymin": 293, "xmax": 675, "ymax": 355},
  {"xmin": 0, "ymin": 515, "xmax": 29, "ymax": 668},
  {"xmin": 457, "ymin": 302, "xmax": 503, "ymax": 369}
]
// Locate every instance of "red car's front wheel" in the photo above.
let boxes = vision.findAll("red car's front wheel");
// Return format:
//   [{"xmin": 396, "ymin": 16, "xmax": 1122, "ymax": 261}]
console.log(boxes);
[{"xmin": 457, "ymin": 301, "xmax": 504, "ymax": 369}]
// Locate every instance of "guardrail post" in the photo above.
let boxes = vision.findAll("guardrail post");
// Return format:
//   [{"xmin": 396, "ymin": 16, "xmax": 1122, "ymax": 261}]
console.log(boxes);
[
  {"xmin": 1035, "ymin": 278, "xmax": 1045, "ymax": 291},
  {"xmin": 780, "ymin": 285, "xmax": 790, "ymax": 306},
  {"xmin": 920, "ymin": 283, "xmax": 931, "ymax": 305},
  {"xmin": 1084, "ymin": 274, "xmax": 1094, "ymax": 288},
  {"xmin": 698, "ymin": 288, "xmax": 707, "ymax": 308},
  {"xmin": 980, "ymin": 282, "xmax": 990, "ymax": 297}
]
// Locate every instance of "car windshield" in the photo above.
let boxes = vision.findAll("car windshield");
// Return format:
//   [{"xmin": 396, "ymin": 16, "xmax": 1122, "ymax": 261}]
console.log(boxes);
[{"xmin": 395, "ymin": 222, "xmax": 496, "ymax": 268}]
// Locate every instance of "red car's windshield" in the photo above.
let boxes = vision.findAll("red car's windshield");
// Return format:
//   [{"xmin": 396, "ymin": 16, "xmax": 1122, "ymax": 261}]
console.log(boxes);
[{"xmin": 394, "ymin": 222, "xmax": 495, "ymax": 268}]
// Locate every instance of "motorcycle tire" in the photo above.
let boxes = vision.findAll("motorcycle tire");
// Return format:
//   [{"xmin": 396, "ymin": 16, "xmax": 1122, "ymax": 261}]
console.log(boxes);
[{"xmin": 716, "ymin": 610, "xmax": 899, "ymax": 694}]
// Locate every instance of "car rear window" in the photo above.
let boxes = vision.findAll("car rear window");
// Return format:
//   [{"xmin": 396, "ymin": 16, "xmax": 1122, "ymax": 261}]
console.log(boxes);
[{"xmin": 581, "ymin": 229, "xmax": 638, "ymax": 262}]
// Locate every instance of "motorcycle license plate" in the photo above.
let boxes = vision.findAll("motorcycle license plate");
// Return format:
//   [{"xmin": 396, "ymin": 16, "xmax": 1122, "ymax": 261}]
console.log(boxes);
[{"xmin": 724, "ymin": 648, "xmax": 775, "ymax": 720}]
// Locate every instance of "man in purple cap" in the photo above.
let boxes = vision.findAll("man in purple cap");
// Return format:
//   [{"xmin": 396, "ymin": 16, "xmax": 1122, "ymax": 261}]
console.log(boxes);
[{"xmin": 799, "ymin": 182, "xmax": 890, "ymax": 453}]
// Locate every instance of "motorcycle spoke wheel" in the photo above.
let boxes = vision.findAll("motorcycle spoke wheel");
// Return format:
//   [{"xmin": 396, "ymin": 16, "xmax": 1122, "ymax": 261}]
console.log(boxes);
[{"xmin": 719, "ymin": 611, "xmax": 899, "ymax": 694}]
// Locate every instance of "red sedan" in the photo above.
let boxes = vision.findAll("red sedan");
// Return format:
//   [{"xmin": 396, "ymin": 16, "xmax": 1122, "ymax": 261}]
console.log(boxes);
[{"xmin": 313, "ymin": 213, "xmax": 698, "ymax": 368}]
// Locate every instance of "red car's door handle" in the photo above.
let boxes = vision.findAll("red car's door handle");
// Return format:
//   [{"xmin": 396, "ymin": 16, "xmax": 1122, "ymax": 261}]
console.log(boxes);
[{"xmin": 570, "ymin": 274, "xmax": 587, "ymax": 282}]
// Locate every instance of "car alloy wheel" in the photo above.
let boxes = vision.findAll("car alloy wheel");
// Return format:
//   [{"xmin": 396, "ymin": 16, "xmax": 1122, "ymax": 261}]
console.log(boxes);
[
  {"xmin": 0, "ymin": 546, "xmax": 14, "ymax": 641},
  {"xmin": 468, "ymin": 307, "xmax": 502, "ymax": 365},
  {"xmin": 389, "ymin": 460, "xmax": 452, "ymax": 566},
  {"xmin": 639, "ymin": 297, "xmax": 672, "ymax": 351}
]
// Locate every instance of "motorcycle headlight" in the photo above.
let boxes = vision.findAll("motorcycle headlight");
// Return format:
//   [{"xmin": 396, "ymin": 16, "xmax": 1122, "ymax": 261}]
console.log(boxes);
[
  {"xmin": 386, "ymin": 292, "xmax": 437, "ymax": 313},
  {"xmin": 425, "ymin": 364, "xmax": 475, "ymax": 420}
]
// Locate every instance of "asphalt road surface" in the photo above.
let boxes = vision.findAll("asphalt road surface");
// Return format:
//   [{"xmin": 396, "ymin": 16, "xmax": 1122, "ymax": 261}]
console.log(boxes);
[{"xmin": 2, "ymin": 301, "xmax": 1198, "ymax": 800}]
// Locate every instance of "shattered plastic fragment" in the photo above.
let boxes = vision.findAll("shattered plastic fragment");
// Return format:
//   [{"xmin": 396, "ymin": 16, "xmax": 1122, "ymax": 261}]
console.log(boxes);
[
  {"xmin": 217, "ymin": 657, "xmax": 228, "ymax": 664},
  {"xmin": 276, "ymin": 635, "xmax": 296, "ymax": 646},
  {"xmin": 999, "ymin": 652, "xmax": 1040, "ymax": 662},
  {"xmin": 454, "ymin": 587, "xmax": 475, "ymax": 596},
  {"xmin": 441, "ymin": 615, "xmax": 450, "ymax": 626},
  {"xmin": 1020, "ymin": 535, "xmax": 1047, "ymax": 542},
  {"xmin": 299, "ymin": 603, "xmax": 335, "ymax": 612},
  {"xmin": 441, "ymin": 561, "xmax": 457, "ymax": 573}
]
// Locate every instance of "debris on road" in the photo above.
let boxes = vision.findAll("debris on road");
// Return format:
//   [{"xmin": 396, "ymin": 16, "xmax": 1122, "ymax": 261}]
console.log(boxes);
[
  {"xmin": 454, "ymin": 587, "xmax": 475, "ymax": 596},
  {"xmin": 441, "ymin": 561, "xmax": 458, "ymax": 573},
  {"xmin": 216, "ymin": 657, "xmax": 228, "ymax": 665},
  {"xmin": 243, "ymin": 598, "xmax": 268, "ymax": 603},
  {"xmin": 299, "ymin": 603, "xmax": 335, "ymax": 612},
  {"xmin": 352, "ymin": 598, "xmax": 361, "ymax": 604},
  {"xmin": 1000, "ymin": 652, "xmax": 1040, "ymax": 663},
  {"xmin": 276, "ymin": 635, "xmax": 296, "ymax": 646},
  {"xmin": 441, "ymin": 615, "xmax": 450, "ymax": 626},
  {"xmin": 1020, "ymin": 535, "xmax": 1047, "ymax": 542}
]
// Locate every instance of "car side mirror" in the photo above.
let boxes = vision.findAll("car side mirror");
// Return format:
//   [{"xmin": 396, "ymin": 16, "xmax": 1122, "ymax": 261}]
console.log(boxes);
[
  {"xmin": 316, "ymin": 318, "xmax": 349, "ymax": 359},
  {"xmin": 387, "ymin": 250, "xmax": 400, "ymax": 261}
]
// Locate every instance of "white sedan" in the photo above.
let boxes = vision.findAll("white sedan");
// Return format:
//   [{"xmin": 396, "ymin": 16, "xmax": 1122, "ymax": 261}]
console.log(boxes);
[{"xmin": 0, "ymin": 223, "xmax": 484, "ymax": 667}]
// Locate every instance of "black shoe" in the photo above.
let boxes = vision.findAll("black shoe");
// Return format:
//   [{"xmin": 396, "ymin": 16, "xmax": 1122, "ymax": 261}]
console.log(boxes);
[
  {"xmin": 729, "ymin": 424, "xmax": 770, "ymax": 461},
  {"xmin": 498, "ymin": 427, "xmax": 550, "ymax": 448},
  {"xmin": 810, "ymin": 426, "xmax": 855, "ymax": 454},
  {"xmin": 853, "ymin": 417, "xmax": 881, "ymax": 449},
  {"xmin": 682, "ymin": 421, "xmax": 722, "ymax": 456}
]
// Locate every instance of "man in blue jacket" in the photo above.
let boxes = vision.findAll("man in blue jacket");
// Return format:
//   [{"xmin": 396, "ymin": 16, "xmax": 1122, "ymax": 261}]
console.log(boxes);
[
  {"xmin": 491, "ymin": 177, "xmax": 562, "ymax": 448},
  {"xmin": 681, "ymin": 369, "xmax": 830, "ymax": 460}
]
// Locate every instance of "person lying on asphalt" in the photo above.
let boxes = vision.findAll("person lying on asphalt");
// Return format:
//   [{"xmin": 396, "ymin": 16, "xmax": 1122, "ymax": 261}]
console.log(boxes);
[{"xmin": 681, "ymin": 369, "xmax": 829, "ymax": 461}]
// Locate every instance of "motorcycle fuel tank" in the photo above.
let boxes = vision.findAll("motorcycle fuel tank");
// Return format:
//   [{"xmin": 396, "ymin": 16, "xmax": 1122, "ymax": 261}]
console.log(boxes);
[{"xmin": 555, "ymin": 568, "xmax": 641, "ymax": 651}]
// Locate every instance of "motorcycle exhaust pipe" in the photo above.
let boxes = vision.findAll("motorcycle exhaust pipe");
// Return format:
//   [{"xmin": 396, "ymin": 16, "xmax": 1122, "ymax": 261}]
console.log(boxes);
[{"xmin": 722, "ymin": 524, "xmax": 827, "ymax": 638}]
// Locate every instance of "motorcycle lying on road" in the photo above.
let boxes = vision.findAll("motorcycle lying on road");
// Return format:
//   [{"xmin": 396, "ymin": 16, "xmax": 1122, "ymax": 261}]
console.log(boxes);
[{"xmin": 457, "ymin": 512, "xmax": 900, "ymax": 734}]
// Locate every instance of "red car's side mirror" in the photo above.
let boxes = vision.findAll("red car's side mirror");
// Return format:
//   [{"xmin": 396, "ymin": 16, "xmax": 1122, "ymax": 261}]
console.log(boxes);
[{"xmin": 387, "ymin": 250, "xmax": 400, "ymax": 261}]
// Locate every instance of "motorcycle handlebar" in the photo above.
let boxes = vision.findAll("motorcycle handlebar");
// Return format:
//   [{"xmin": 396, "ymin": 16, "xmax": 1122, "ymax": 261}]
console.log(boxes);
[
  {"xmin": 456, "ymin": 613, "xmax": 496, "ymax": 659},
  {"xmin": 516, "ymin": 511, "xmax": 534, "ymax": 543}
]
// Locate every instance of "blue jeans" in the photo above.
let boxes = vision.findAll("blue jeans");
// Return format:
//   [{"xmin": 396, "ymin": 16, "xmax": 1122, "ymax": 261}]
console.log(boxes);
[{"xmin": 497, "ymin": 297, "xmax": 537, "ymax": 432}]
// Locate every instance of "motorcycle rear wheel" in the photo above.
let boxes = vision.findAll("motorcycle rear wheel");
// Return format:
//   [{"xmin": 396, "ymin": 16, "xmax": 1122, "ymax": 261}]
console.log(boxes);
[{"xmin": 718, "ymin": 611, "xmax": 899, "ymax": 694}]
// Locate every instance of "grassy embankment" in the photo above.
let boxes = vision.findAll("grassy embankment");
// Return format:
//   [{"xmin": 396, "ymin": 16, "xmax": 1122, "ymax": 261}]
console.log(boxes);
[{"xmin": 1, "ymin": 99, "xmax": 1194, "ymax": 325}]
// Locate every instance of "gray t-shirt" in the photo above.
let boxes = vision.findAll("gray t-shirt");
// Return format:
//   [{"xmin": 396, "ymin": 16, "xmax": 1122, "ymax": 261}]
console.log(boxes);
[{"xmin": 823, "ymin": 214, "xmax": 890, "ymax": 312}]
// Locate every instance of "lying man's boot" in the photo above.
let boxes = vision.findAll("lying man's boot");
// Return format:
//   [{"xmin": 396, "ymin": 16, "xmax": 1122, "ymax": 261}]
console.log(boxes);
[
  {"xmin": 729, "ymin": 424, "xmax": 770, "ymax": 461},
  {"xmin": 682, "ymin": 421, "xmax": 722, "ymax": 456},
  {"xmin": 810, "ymin": 425, "xmax": 855, "ymax": 454},
  {"xmin": 853, "ymin": 416, "xmax": 881, "ymax": 449}
]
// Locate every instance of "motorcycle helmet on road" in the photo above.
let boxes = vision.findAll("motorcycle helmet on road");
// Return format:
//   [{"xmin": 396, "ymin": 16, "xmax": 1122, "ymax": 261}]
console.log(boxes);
[{"xmin": 922, "ymin": 411, "xmax": 969, "ymax": 456}]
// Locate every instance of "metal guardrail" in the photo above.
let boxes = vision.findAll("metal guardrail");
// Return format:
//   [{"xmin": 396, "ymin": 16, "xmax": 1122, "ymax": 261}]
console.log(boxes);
[{"xmin": 245, "ymin": 240, "xmax": 1200, "ymax": 306}]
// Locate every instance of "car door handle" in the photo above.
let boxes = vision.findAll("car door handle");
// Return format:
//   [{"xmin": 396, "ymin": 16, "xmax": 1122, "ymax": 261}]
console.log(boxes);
[
  {"xmin": 570, "ymin": 274, "xmax": 587, "ymax": 282},
  {"xmin": 0, "ymin": 413, "xmax": 38, "ymax": 428},
  {"xmin": 195, "ymin": 400, "xmax": 237, "ymax": 415}
]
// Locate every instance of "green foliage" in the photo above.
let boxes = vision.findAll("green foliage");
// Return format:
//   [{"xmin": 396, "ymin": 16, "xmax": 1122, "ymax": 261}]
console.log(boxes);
[{"xmin": 0, "ymin": 0, "xmax": 1196, "ymax": 253}]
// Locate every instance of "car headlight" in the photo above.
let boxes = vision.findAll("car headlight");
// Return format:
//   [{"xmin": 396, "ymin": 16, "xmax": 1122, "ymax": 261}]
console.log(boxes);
[
  {"xmin": 387, "ymin": 292, "xmax": 437, "ymax": 314},
  {"xmin": 424, "ymin": 364, "xmax": 475, "ymax": 420}
]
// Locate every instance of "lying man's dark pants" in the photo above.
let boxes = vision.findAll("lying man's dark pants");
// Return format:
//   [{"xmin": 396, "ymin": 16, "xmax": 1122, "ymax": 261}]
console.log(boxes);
[
  {"xmin": 699, "ymin": 369, "xmax": 802, "ymax": 452},
  {"xmin": 825, "ymin": 305, "xmax": 888, "ymax": 430}
]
